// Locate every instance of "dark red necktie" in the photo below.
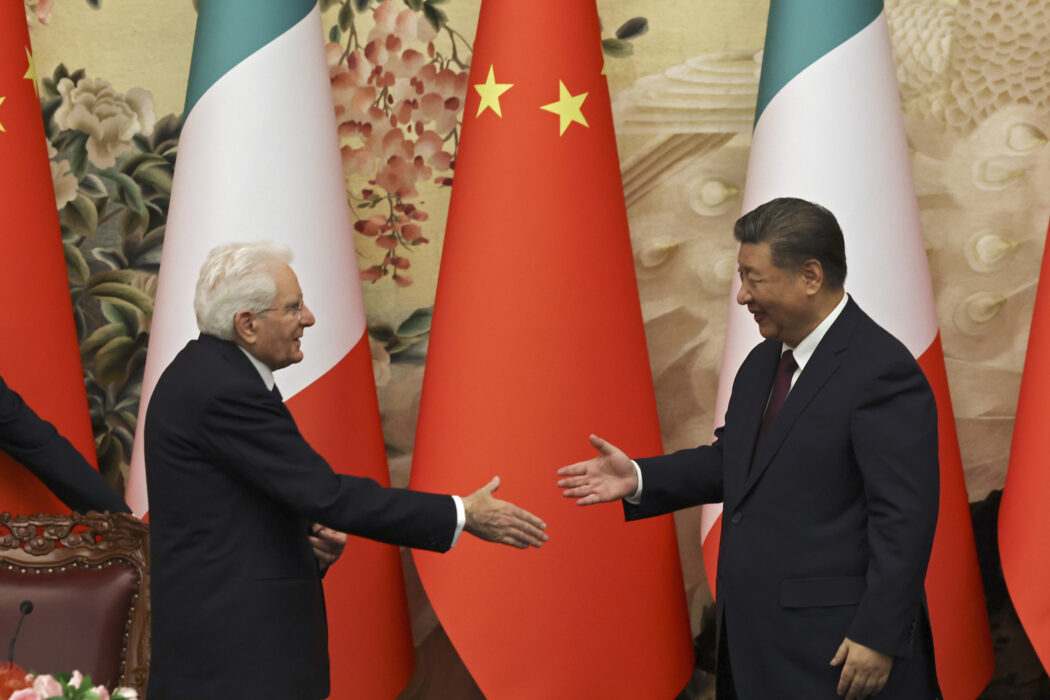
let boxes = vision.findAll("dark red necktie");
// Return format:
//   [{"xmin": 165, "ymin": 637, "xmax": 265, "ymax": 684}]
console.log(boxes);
[{"xmin": 757, "ymin": 349, "xmax": 797, "ymax": 446}]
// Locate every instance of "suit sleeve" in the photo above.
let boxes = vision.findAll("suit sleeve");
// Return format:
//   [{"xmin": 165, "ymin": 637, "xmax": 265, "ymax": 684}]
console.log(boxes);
[
  {"xmin": 846, "ymin": 357, "xmax": 939, "ymax": 657},
  {"xmin": 623, "ymin": 427, "xmax": 726, "ymax": 521},
  {"xmin": 200, "ymin": 386, "xmax": 457, "ymax": 552},
  {"xmin": 0, "ymin": 377, "xmax": 131, "ymax": 514}
]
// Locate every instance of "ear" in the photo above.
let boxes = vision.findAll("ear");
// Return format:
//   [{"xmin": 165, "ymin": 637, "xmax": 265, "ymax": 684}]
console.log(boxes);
[
  {"xmin": 233, "ymin": 310, "xmax": 257, "ymax": 346},
  {"xmin": 799, "ymin": 259, "xmax": 824, "ymax": 294}
]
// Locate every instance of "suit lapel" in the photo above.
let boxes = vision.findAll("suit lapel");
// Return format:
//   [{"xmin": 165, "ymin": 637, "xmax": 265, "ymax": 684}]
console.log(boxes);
[
  {"xmin": 740, "ymin": 299, "xmax": 861, "ymax": 499},
  {"xmin": 724, "ymin": 340, "xmax": 781, "ymax": 509}
]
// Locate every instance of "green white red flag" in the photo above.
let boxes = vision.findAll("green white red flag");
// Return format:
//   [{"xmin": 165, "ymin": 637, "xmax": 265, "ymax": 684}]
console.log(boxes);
[{"xmin": 127, "ymin": 2, "xmax": 414, "ymax": 696}]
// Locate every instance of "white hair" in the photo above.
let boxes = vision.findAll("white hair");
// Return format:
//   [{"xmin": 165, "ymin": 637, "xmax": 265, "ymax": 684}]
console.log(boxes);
[{"xmin": 194, "ymin": 242, "xmax": 294, "ymax": 340}]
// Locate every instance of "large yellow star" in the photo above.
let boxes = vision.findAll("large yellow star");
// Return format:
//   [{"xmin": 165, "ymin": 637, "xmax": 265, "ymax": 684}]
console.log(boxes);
[
  {"xmin": 474, "ymin": 65, "xmax": 513, "ymax": 118},
  {"xmin": 24, "ymin": 47, "xmax": 39, "ymax": 97},
  {"xmin": 540, "ymin": 81, "xmax": 588, "ymax": 136},
  {"xmin": 0, "ymin": 97, "xmax": 6, "ymax": 133}
]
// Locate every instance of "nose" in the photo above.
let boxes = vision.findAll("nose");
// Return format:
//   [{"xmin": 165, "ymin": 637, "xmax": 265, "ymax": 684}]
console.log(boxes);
[
  {"xmin": 736, "ymin": 284, "xmax": 751, "ymax": 306},
  {"xmin": 300, "ymin": 303, "xmax": 316, "ymax": 327}
]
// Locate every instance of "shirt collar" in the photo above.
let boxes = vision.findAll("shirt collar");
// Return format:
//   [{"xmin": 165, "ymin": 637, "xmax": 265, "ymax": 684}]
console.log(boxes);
[
  {"xmin": 238, "ymin": 346, "xmax": 276, "ymax": 391},
  {"xmin": 783, "ymin": 292, "xmax": 849, "ymax": 375}
]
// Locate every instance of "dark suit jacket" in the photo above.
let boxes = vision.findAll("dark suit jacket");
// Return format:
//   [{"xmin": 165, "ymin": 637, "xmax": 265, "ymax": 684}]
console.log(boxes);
[
  {"xmin": 144, "ymin": 334, "xmax": 456, "ymax": 699},
  {"xmin": 0, "ymin": 375, "xmax": 129, "ymax": 514},
  {"xmin": 626, "ymin": 299, "xmax": 940, "ymax": 699}
]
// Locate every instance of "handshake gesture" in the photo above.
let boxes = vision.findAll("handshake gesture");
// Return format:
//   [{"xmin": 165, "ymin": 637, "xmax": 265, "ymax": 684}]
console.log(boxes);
[{"xmin": 555, "ymin": 434, "xmax": 637, "ymax": 505}]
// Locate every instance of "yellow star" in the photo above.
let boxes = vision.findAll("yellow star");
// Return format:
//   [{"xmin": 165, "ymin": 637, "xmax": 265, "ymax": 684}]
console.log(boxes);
[
  {"xmin": 24, "ymin": 47, "xmax": 39, "ymax": 97},
  {"xmin": 0, "ymin": 97, "xmax": 6, "ymax": 133},
  {"xmin": 540, "ymin": 81, "xmax": 589, "ymax": 136},
  {"xmin": 474, "ymin": 65, "xmax": 513, "ymax": 118}
]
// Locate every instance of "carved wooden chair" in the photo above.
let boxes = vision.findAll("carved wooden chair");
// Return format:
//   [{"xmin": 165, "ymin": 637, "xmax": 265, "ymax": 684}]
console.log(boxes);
[{"xmin": 0, "ymin": 511, "xmax": 149, "ymax": 696}]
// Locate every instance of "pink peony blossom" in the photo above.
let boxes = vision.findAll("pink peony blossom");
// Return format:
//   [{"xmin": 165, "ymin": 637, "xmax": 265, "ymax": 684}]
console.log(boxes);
[
  {"xmin": 8, "ymin": 689, "xmax": 42, "ymax": 700},
  {"xmin": 31, "ymin": 674, "xmax": 62, "ymax": 697},
  {"xmin": 91, "ymin": 685, "xmax": 111, "ymax": 700}
]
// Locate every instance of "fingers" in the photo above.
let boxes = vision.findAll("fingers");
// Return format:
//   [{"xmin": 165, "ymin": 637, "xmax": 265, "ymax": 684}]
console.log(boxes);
[
  {"xmin": 830, "ymin": 639, "xmax": 848, "ymax": 667},
  {"xmin": 485, "ymin": 475, "xmax": 500, "ymax": 494},
  {"xmin": 588, "ymin": 434, "xmax": 606, "ymax": 452},
  {"xmin": 555, "ymin": 461, "xmax": 587, "ymax": 478}
]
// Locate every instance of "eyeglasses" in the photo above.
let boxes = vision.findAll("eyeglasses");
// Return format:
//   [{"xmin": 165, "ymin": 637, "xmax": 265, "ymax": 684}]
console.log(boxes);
[{"xmin": 259, "ymin": 301, "xmax": 304, "ymax": 319}]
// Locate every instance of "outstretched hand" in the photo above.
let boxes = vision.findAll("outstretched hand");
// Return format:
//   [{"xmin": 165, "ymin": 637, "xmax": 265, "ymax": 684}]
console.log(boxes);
[
  {"xmin": 462, "ymin": 476, "xmax": 548, "ymax": 549},
  {"xmin": 556, "ymin": 434, "xmax": 638, "ymax": 505}
]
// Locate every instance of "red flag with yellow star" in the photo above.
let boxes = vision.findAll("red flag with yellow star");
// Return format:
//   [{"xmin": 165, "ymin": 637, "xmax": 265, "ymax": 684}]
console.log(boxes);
[
  {"xmin": 0, "ymin": 4, "xmax": 99, "ymax": 514},
  {"xmin": 409, "ymin": 1, "xmax": 693, "ymax": 696}
]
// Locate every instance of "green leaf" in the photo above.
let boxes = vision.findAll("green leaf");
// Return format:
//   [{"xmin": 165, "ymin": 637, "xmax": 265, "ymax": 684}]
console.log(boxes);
[
  {"xmin": 90, "ymin": 269, "xmax": 140, "ymax": 285},
  {"xmin": 353, "ymin": 0, "xmax": 370, "ymax": 13},
  {"xmin": 101, "ymin": 300, "xmax": 142, "ymax": 330},
  {"xmin": 339, "ymin": 2, "xmax": 354, "ymax": 31},
  {"xmin": 119, "ymin": 210, "xmax": 148, "ymax": 240},
  {"xmin": 615, "ymin": 17, "xmax": 648, "ymax": 40},
  {"xmin": 396, "ymin": 306, "xmax": 432, "ymax": 337},
  {"xmin": 69, "ymin": 68, "xmax": 87, "ymax": 84},
  {"xmin": 65, "ymin": 193, "xmax": 99, "ymax": 237},
  {"xmin": 329, "ymin": 24, "xmax": 341, "ymax": 43},
  {"xmin": 86, "ymin": 0, "xmax": 101, "ymax": 8},
  {"xmin": 52, "ymin": 63, "xmax": 70, "ymax": 83},
  {"xmin": 40, "ymin": 94, "xmax": 62, "ymax": 133},
  {"xmin": 88, "ymin": 282, "xmax": 154, "ymax": 316},
  {"xmin": 601, "ymin": 38, "xmax": 633, "ymax": 58},
  {"xmin": 422, "ymin": 3, "xmax": 447, "ymax": 31},
  {"xmin": 99, "ymin": 170, "xmax": 147, "ymax": 217},
  {"xmin": 134, "ymin": 164, "xmax": 174, "ymax": 194},
  {"xmin": 64, "ymin": 242, "xmax": 91, "ymax": 286},
  {"xmin": 367, "ymin": 324, "xmax": 395, "ymax": 343},
  {"xmin": 120, "ymin": 151, "xmax": 166, "ymax": 175},
  {"xmin": 79, "ymin": 173, "xmax": 107, "ymax": 198},
  {"xmin": 67, "ymin": 131, "xmax": 91, "ymax": 179},
  {"xmin": 404, "ymin": 0, "xmax": 423, "ymax": 10},
  {"xmin": 81, "ymin": 323, "xmax": 128, "ymax": 356},
  {"xmin": 91, "ymin": 247, "xmax": 130, "ymax": 270}
]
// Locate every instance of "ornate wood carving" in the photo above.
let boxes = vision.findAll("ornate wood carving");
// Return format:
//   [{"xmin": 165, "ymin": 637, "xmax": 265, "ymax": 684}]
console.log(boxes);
[{"xmin": 0, "ymin": 512, "xmax": 150, "ymax": 696}]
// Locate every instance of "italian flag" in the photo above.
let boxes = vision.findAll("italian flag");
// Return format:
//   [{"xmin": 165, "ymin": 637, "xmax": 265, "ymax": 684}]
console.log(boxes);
[
  {"xmin": 127, "ymin": 1, "xmax": 415, "ymax": 696},
  {"xmin": 704, "ymin": 1, "xmax": 994, "ymax": 697}
]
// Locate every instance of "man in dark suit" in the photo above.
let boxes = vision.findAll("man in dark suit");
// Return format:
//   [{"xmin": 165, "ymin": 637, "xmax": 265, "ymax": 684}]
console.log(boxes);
[
  {"xmin": 558, "ymin": 198, "xmax": 940, "ymax": 699},
  {"xmin": 145, "ymin": 241, "xmax": 547, "ymax": 699},
  {"xmin": 0, "ymin": 375, "xmax": 130, "ymax": 514}
]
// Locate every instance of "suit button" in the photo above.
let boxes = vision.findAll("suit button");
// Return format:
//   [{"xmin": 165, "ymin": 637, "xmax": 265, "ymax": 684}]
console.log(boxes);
[{"xmin": 730, "ymin": 512, "xmax": 742, "ymax": 524}]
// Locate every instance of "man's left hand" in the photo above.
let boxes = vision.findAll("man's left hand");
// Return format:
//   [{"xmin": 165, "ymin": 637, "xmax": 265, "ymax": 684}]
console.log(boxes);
[
  {"xmin": 310, "ymin": 523, "xmax": 347, "ymax": 570},
  {"xmin": 830, "ymin": 637, "xmax": 893, "ymax": 700}
]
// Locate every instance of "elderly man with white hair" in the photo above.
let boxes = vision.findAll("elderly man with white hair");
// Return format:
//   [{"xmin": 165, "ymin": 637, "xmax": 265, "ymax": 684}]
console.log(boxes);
[{"xmin": 144, "ymin": 241, "xmax": 547, "ymax": 699}]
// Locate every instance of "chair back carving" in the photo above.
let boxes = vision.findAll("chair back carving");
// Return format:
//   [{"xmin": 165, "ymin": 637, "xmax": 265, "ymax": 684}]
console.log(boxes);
[{"xmin": 0, "ymin": 512, "xmax": 149, "ymax": 696}]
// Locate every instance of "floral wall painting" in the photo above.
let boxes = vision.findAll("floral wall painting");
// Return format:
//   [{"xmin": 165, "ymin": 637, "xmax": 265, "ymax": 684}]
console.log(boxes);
[{"xmin": 22, "ymin": 0, "xmax": 1050, "ymax": 697}]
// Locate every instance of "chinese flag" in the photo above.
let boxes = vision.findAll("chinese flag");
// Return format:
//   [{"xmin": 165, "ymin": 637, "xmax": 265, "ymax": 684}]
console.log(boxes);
[
  {"xmin": 0, "ymin": 2, "xmax": 98, "ymax": 514},
  {"xmin": 409, "ymin": 1, "xmax": 693, "ymax": 697},
  {"xmin": 1000, "ymin": 218, "xmax": 1050, "ymax": 672}
]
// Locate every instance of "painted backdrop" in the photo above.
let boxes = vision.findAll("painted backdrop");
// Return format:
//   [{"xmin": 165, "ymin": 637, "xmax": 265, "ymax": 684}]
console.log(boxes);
[{"xmin": 22, "ymin": 0, "xmax": 1050, "ymax": 697}]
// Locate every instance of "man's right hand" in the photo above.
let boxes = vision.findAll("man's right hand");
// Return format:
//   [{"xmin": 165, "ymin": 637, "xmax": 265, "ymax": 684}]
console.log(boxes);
[
  {"xmin": 555, "ymin": 434, "xmax": 637, "ymax": 505},
  {"xmin": 462, "ymin": 476, "xmax": 548, "ymax": 549}
]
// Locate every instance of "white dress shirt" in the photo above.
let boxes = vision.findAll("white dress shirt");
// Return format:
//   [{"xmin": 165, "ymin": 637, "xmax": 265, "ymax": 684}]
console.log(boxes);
[{"xmin": 626, "ymin": 293, "xmax": 850, "ymax": 503}]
